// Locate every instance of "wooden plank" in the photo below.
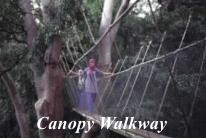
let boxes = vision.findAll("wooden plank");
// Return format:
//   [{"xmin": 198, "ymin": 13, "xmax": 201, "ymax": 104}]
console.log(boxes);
[{"xmin": 73, "ymin": 108, "xmax": 171, "ymax": 138}]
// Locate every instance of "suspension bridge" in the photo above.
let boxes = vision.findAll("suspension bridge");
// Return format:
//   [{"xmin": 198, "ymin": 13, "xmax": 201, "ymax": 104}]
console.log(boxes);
[{"xmin": 59, "ymin": 12, "xmax": 206, "ymax": 138}]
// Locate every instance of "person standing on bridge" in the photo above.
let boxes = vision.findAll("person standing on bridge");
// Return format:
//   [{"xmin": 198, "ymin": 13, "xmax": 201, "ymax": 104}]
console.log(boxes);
[{"xmin": 69, "ymin": 58, "xmax": 112, "ymax": 113}]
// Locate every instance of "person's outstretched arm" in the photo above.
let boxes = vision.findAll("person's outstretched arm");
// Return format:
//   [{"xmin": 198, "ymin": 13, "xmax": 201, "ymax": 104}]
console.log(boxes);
[
  {"xmin": 66, "ymin": 70, "xmax": 83, "ymax": 78},
  {"xmin": 96, "ymin": 68, "xmax": 113, "ymax": 77},
  {"xmin": 103, "ymin": 72, "xmax": 113, "ymax": 76},
  {"xmin": 67, "ymin": 70, "xmax": 78, "ymax": 75}
]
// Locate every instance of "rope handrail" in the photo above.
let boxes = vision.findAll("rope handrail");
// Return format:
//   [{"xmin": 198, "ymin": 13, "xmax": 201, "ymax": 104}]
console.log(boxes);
[
  {"xmin": 111, "ymin": 38, "xmax": 206, "ymax": 77},
  {"xmin": 66, "ymin": 38, "xmax": 205, "ymax": 80}
]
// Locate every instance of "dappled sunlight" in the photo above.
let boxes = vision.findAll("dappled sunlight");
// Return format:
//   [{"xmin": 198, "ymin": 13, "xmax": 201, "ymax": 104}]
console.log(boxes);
[{"xmin": 130, "ymin": 0, "xmax": 161, "ymax": 18}]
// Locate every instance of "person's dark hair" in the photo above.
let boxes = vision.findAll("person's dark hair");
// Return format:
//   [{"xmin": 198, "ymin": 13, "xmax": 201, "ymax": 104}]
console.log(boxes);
[{"xmin": 88, "ymin": 58, "xmax": 96, "ymax": 64}]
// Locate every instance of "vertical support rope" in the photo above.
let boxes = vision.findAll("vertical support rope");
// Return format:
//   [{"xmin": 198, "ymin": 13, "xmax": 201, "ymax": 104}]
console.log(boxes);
[
  {"xmin": 65, "ymin": 40, "xmax": 75, "ymax": 63},
  {"xmin": 63, "ymin": 52, "xmax": 81, "ymax": 106},
  {"xmin": 60, "ymin": 55, "xmax": 68, "ymax": 73},
  {"xmin": 72, "ymin": 25, "xmax": 86, "ymax": 53},
  {"xmin": 114, "ymin": 42, "xmax": 150, "ymax": 117},
  {"xmin": 70, "ymin": 39, "xmax": 78, "ymax": 59},
  {"xmin": 114, "ymin": 41, "xmax": 123, "ymax": 60},
  {"xmin": 183, "ymin": 45, "xmax": 206, "ymax": 136},
  {"xmin": 62, "ymin": 52, "xmax": 70, "ymax": 70},
  {"xmin": 59, "ymin": 56, "xmax": 78, "ymax": 106},
  {"xmin": 129, "ymin": 42, "xmax": 152, "ymax": 118},
  {"xmin": 95, "ymin": 63, "xmax": 112, "ymax": 107},
  {"xmin": 61, "ymin": 49, "xmax": 80, "ymax": 107},
  {"xmin": 114, "ymin": 46, "xmax": 143, "ymax": 117},
  {"xmin": 70, "ymin": 25, "xmax": 89, "ymax": 67},
  {"xmin": 114, "ymin": 42, "xmax": 151, "ymax": 117},
  {"xmin": 67, "ymin": 79, "xmax": 79, "ymax": 106},
  {"xmin": 136, "ymin": 32, "xmax": 167, "ymax": 119},
  {"xmin": 102, "ymin": 56, "xmax": 128, "ymax": 114},
  {"xmin": 118, "ymin": 47, "xmax": 144, "ymax": 106},
  {"xmin": 155, "ymin": 14, "xmax": 192, "ymax": 120},
  {"xmin": 61, "ymin": 52, "xmax": 79, "ymax": 104},
  {"xmin": 81, "ymin": 6, "xmax": 96, "ymax": 44},
  {"xmin": 97, "ymin": 60, "xmax": 120, "ymax": 109}
]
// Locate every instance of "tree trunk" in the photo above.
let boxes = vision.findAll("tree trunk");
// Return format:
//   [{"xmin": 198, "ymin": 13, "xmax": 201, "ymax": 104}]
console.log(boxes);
[
  {"xmin": 98, "ymin": 0, "xmax": 115, "ymax": 69},
  {"xmin": 98, "ymin": 0, "xmax": 130, "ymax": 69},
  {"xmin": 97, "ymin": 0, "xmax": 130, "ymax": 111},
  {"xmin": 34, "ymin": 36, "xmax": 65, "ymax": 138},
  {"xmin": 18, "ymin": 0, "xmax": 65, "ymax": 138},
  {"xmin": 0, "ymin": 64, "xmax": 30, "ymax": 138}
]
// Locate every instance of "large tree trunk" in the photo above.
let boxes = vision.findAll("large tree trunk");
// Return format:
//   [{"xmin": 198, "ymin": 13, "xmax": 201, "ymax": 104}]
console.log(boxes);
[
  {"xmin": 19, "ymin": 0, "xmax": 65, "ymax": 138},
  {"xmin": 97, "ymin": 0, "xmax": 130, "ymax": 106},
  {"xmin": 98, "ymin": 0, "xmax": 115, "ymax": 69},
  {"xmin": 34, "ymin": 36, "xmax": 65, "ymax": 138},
  {"xmin": 98, "ymin": 0, "xmax": 130, "ymax": 69},
  {"xmin": 97, "ymin": 0, "xmax": 130, "ymax": 111},
  {"xmin": 0, "ymin": 64, "xmax": 30, "ymax": 138}
]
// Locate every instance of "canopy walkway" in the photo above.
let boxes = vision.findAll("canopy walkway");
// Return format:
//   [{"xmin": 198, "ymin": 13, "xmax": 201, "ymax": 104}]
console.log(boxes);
[{"xmin": 60, "ymin": 14, "xmax": 206, "ymax": 138}]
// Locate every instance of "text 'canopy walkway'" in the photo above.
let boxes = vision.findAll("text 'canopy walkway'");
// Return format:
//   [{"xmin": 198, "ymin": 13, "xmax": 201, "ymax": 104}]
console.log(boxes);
[{"xmin": 73, "ymin": 108, "xmax": 171, "ymax": 138}]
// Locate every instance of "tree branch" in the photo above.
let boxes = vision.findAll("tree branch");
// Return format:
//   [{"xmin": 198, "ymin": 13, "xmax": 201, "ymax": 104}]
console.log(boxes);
[
  {"xmin": 80, "ymin": 6, "xmax": 96, "ymax": 44},
  {"xmin": 69, "ymin": 0, "xmax": 141, "ymax": 72},
  {"xmin": 110, "ymin": 0, "xmax": 130, "ymax": 45},
  {"xmin": 147, "ymin": 0, "xmax": 160, "ymax": 33},
  {"xmin": 0, "ymin": 63, "xmax": 30, "ymax": 138}
]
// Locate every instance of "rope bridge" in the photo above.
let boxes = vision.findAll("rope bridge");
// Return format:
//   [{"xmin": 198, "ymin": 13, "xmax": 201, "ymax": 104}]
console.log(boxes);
[{"xmin": 59, "ymin": 13, "xmax": 206, "ymax": 138}]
